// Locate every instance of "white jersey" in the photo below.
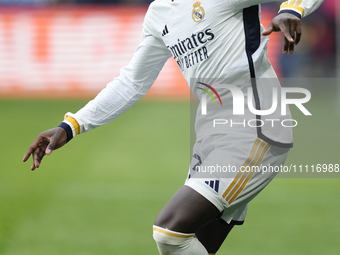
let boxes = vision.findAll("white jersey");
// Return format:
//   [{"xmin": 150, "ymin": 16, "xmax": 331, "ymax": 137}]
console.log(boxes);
[{"xmin": 61, "ymin": 0, "xmax": 323, "ymax": 148}]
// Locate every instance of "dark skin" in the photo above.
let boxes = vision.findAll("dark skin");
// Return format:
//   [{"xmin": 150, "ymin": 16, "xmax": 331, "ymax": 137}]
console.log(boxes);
[
  {"xmin": 23, "ymin": 127, "xmax": 67, "ymax": 170},
  {"xmin": 23, "ymin": 12, "xmax": 302, "ymax": 254},
  {"xmin": 262, "ymin": 12, "xmax": 302, "ymax": 54}
]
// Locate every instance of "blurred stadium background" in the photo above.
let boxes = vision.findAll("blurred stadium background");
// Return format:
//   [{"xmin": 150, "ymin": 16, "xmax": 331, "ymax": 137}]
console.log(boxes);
[{"xmin": 0, "ymin": 1, "xmax": 339, "ymax": 255}]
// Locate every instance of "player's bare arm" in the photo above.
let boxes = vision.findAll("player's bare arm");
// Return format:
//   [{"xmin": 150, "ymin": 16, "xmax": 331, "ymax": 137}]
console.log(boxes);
[
  {"xmin": 262, "ymin": 12, "xmax": 302, "ymax": 54},
  {"xmin": 22, "ymin": 127, "xmax": 67, "ymax": 170}
]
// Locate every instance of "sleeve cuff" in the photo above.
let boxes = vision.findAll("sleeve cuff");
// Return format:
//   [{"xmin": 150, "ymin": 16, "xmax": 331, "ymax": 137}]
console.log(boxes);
[
  {"xmin": 58, "ymin": 122, "xmax": 74, "ymax": 143},
  {"xmin": 279, "ymin": 1, "xmax": 304, "ymax": 19},
  {"xmin": 58, "ymin": 115, "xmax": 81, "ymax": 143},
  {"xmin": 278, "ymin": 9, "xmax": 302, "ymax": 19}
]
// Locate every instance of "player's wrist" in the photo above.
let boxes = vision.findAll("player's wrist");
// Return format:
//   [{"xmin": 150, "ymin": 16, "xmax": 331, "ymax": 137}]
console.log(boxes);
[
  {"xmin": 58, "ymin": 122, "xmax": 73, "ymax": 142},
  {"xmin": 58, "ymin": 115, "xmax": 80, "ymax": 143}
]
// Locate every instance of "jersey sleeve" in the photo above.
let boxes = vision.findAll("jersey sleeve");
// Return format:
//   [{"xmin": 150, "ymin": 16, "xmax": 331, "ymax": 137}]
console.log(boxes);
[
  {"xmin": 226, "ymin": 0, "xmax": 285, "ymax": 10},
  {"xmin": 225, "ymin": 0, "xmax": 323, "ymax": 19},
  {"xmin": 59, "ymin": 16, "xmax": 172, "ymax": 141},
  {"xmin": 278, "ymin": 0, "xmax": 324, "ymax": 19}
]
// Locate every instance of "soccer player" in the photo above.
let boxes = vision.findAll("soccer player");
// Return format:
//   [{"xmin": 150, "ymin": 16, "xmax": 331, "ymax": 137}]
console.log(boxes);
[{"xmin": 23, "ymin": 0, "xmax": 323, "ymax": 254}]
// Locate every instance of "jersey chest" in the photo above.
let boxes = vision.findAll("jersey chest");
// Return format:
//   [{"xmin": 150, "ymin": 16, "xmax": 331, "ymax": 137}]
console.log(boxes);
[{"xmin": 155, "ymin": 0, "xmax": 223, "ymax": 70}]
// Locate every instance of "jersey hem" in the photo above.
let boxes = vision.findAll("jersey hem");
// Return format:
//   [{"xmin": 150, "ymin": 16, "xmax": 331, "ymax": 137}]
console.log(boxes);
[
  {"xmin": 243, "ymin": 6, "xmax": 293, "ymax": 149},
  {"xmin": 258, "ymin": 133, "xmax": 293, "ymax": 148},
  {"xmin": 217, "ymin": 216, "xmax": 244, "ymax": 226},
  {"xmin": 184, "ymin": 181, "xmax": 225, "ymax": 212}
]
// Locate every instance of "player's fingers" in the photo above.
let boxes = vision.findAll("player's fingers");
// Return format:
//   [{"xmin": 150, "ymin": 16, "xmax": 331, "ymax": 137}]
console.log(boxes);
[
  {"xmin": 280, "ymin": 21, "xmax": 295, "ymax": 45},
  {"xmin": 46, "ymin": 128, "xmax": 67, "ymax": 154},
  {"xmin": 294, "ymin": 21, "xmax": 302, "ymax": 45},
  {"xmin": 30, "ymin": 152, "xmax": 37, "ymax": 170},
  {"xmin": 32, "ymin": 147, "xmax": 43, "ymax": 169},
  {"xmin": 289, "ymin": 41, "xmax": 295, "ymax": 54},
  {"xmin": 288, "ymin": 22, "xmax": 296, "ymax": 54},
  {"xmin": 283, "ymin": 37, "xmax": 290, "ymax": 54},
  {"xmin": 23, "ymin": 142, "xmax": 38, "ymax": 162},
  {"xmin": 38, "ymin": 150, "xmax": 46, "ymax": 166},
  {"xmin": 31, "ymin": 150, "xmax": 38, "ymax": 170},
  {"xmin": 32, "ymin": 149, "xmax": 39, "ymax": 170},
  {"xmin": 23, "ymin": 133, "xmax": 47, "ymax": 162},
  {"xmin": 262, "ymin": 23, "xmax": 274, "ymax": 36},
  {"xmin": 23, "ymin": 149, "xmax": 32, "ymax": 162},
  {"xmin": 33, "ymin": 147, "xmax": 48, "ymax": 171},
  {"xmin": 45, "ymin": 133, "xmax": 60, "ymax": 155},
  {"xmin": 45, "ymin": 137, "xmax": 56, "ymax": 155}
]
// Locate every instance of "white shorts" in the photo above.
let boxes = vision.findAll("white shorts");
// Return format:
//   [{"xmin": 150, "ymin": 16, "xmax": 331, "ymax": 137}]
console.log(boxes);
[{"xmin": 185, "ymin": 133, "xmax": 290, "ymax": 225}]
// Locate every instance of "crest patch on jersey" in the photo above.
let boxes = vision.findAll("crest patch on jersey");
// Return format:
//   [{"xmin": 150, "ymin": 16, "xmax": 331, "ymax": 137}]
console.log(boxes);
[{"xmin": 192, "ymin": 1, "xmax": 205, "ymax": 22}]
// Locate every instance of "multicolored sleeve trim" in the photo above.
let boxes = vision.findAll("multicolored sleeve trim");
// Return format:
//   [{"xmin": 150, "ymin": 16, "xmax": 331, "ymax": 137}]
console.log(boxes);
[
  {"xmin": 279, "ymin": 0, "xmax": 304, "ymax": 19},
  {"xmin": 58, "ymin": 115, "xmax": 80, "ymax": 143}
]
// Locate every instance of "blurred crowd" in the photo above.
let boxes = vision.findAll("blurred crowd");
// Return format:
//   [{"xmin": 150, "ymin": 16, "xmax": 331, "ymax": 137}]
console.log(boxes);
[{"xmin": 0, "ymin": 0, "xmax": 337, "ymax": 78}]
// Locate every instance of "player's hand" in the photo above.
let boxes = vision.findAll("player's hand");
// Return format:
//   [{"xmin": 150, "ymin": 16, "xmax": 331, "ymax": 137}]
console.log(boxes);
[
  {"xmin": 262, "ymin": 13, "xmax": 302, "ymax": 54},
  {"xmin": 23, "ymin": 127, "xmax": 67, "ymax": 170}
]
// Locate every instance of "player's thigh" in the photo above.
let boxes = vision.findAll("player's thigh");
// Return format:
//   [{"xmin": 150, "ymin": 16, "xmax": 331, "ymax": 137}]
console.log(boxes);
[
  {"xmin": 154, "ymin": 185, "xmax": 221, "ymax": 233},
  {"xmin": 196, "ymin": 217, "xmax": 235, "ymax": 254}
]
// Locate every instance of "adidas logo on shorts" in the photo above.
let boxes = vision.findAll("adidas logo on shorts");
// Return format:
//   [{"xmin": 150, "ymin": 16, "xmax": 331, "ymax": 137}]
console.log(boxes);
[{"xmin": 205, "ymin": 180, "xmax": 219, "ymax": 193}]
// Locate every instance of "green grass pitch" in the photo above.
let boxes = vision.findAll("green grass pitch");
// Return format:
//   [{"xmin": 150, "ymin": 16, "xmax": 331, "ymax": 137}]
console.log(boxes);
[{"xmin": 0, "ymin": 92, "xmax": 339, "ymax": 254}]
